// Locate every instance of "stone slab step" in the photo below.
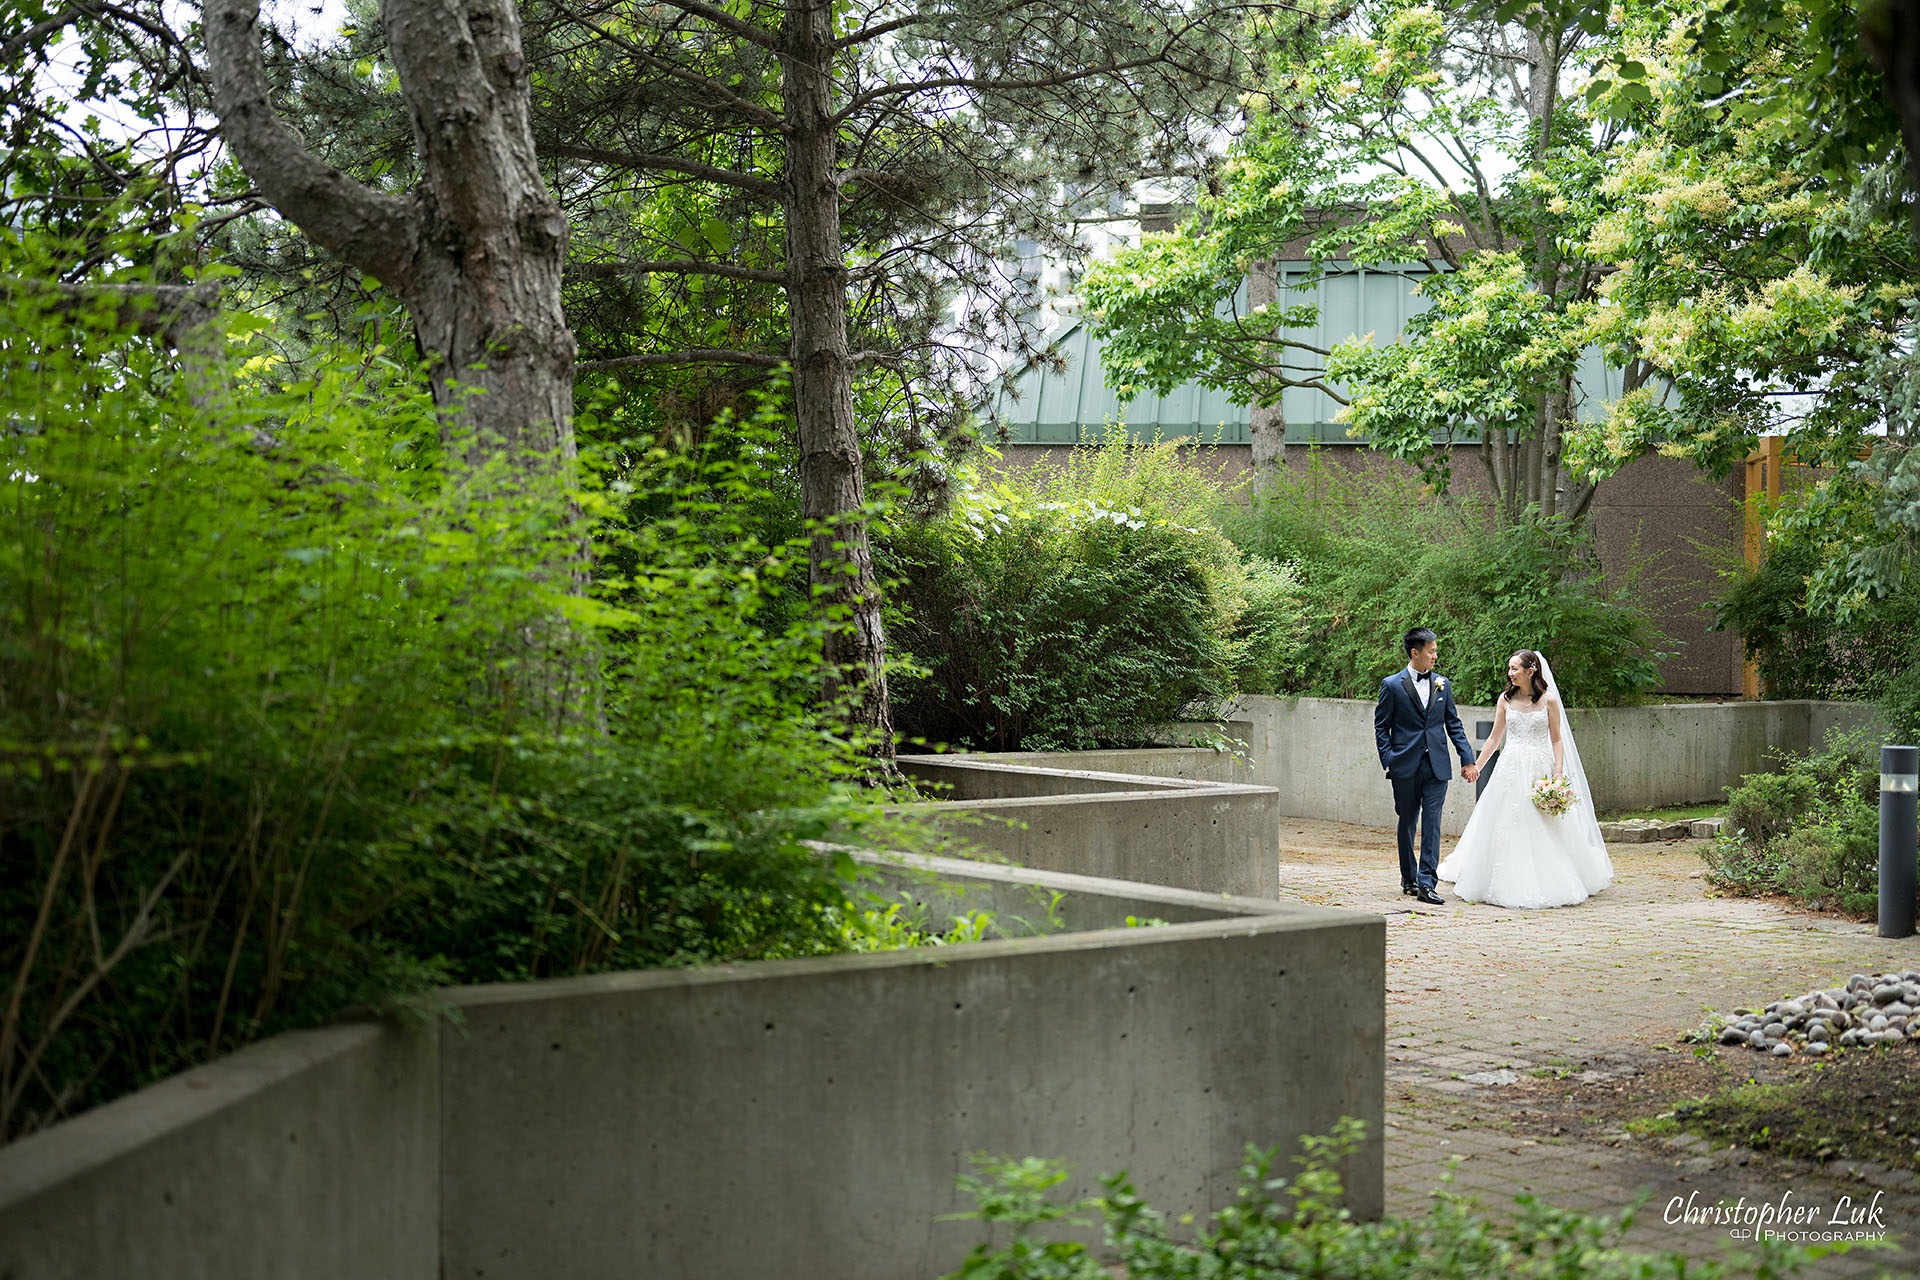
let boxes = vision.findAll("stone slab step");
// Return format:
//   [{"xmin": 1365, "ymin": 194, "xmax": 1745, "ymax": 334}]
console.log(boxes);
[{"xmin": 1599, "ymin": 816, "xmax": 1722, "ymax": 843}]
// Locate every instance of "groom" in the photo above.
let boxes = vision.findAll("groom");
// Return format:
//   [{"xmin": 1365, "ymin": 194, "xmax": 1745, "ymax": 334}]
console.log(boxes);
[{"xmin": 1374, "ymin": 626, "xmax": 1478, "ymax": 905}]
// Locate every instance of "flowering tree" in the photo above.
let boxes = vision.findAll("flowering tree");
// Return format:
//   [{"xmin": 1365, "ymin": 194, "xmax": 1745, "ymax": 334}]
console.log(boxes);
[{"xmin": 1085, "ymin": 0, "xmax": 1624, "ymax": 520}]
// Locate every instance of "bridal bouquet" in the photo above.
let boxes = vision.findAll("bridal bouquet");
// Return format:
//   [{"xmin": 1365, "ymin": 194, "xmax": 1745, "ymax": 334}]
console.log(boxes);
[{"xmin": 1531, "ymin": 775, "xmax": 1578, "ymax": 817}]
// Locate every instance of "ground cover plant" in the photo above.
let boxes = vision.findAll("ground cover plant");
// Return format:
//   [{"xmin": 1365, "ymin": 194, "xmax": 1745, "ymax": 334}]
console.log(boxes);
[
  {"xmin": 941, "ymin": 1120, "xmax": 1826, "ymax": 1279},
  {"xmin": 1699, "ymin": 733, "xmax": 1888, "ymax": 916}
]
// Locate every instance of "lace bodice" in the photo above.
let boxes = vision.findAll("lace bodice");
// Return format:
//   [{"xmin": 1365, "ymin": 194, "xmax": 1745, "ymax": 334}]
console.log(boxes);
[{"xmin": 1504, "ymin": 704, "xmax": 1554, "ymax": 759}]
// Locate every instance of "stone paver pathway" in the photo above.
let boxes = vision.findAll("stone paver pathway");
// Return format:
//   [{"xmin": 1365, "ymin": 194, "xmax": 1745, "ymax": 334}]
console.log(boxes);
[{"xmin": 1274, "ymin": 818, "xmax": 1920, "ymax": 1278}]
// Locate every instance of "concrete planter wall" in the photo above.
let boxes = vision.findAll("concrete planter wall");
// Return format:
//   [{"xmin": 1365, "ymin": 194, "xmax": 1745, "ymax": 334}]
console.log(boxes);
[
  {"xmin": 1232, "ymin": 694, "xmax": 1884, "ymax": 836},
  {"xmin": 982, "ymin": 697, "xmax": 1878, "ymax": 838},
  {"xmin": 926, "ymin": 698, "xmax": 1883, "ymax": 839},
  {"xmin": 0, "ymin": 1024, "xmax": 438, "ymax": 1280},
  {"xmin": 0, "ymin": 854, "xmax": 1382, "ymax": 1280},
  {"xmin": 894, "ymin": 757, "xmax": 1282, "ymax": 898}
]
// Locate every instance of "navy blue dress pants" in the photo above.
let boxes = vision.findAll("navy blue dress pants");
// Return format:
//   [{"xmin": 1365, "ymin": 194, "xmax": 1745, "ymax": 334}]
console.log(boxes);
[{"xmin": 1391, "ymin": 755, "xmax": 1447, "ymax": 890}]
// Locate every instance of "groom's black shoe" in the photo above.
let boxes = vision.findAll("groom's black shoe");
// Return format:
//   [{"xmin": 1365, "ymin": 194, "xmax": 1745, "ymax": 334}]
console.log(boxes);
[
  {"xmin": 1400, "ymin": 882, "xmax": 1417, "ymax": 896},
  {"xmin": 1414, "ymin": 886, "xmax": 1446, "ymax": 905}
]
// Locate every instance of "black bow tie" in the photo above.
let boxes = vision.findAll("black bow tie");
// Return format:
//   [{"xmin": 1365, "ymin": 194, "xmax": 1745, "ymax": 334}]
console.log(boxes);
[{"xmin": 1415, "ymin": 670, "xmax": 1432, "ymax": 682}]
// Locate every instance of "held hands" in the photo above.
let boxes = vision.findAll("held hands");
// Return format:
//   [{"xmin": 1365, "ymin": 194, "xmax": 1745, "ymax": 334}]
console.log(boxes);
[{"xmin": 1461, "ymin": 763, "xmax": 1481, "ymax": 783}]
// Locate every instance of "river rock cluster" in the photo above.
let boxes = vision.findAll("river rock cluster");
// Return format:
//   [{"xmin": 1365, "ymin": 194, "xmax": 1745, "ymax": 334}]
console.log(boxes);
[{"xmin": 1699, "ymin": 971, "xmax": 1920, "ymax": 1057}]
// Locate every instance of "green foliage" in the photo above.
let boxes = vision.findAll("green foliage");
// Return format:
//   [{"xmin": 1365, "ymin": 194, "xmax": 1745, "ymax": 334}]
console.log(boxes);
[
  {"xmin": 1218, "ymin": 452, "xmax": 1670, "ymax": 706},
  {"xmin": 1083, "ymin": 0, "xmax": 1627, "ymax": 522},
  {"xmin": 1327, "ymin": 254, "xmax": 1590, "ymax": 499},
  {"xmin": 829, "ymin": 885, "xmax": 1068, "ymax": 952},
  {"xmin": 885, "ymin": 437, "xmax": 1264, "ymax": 751},
  {"xmin": 0, "ymin": 267, "xmax": 902, "ymax": 1141},
  {"xmin": 1571, "ymin": 9, "xmax": 1911, "ymax": 484},
  {"xmin": 1711, "ymin": 538, "xmax": 1920, "ymax": 701},
  {"xmin": 943, "ymin": 1118, "xmax": 1825, "ymax": 1279},
  {"xmin": 1231, "ymin": 557, "xmax": 1310, "ymax": 697},
  {"xmin": 1704, "ymin": 733, "xmax": 1888, "ymax": 914},
  {"xmin": 1882, "ymin": 647, "xmax": 1920, "ymax": 746}
]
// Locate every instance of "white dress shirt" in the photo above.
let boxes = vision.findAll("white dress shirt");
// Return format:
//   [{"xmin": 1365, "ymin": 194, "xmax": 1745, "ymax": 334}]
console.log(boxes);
[{"xmin": 1404, "ymin": 664, "xmax": 1434, "ymax": 709}]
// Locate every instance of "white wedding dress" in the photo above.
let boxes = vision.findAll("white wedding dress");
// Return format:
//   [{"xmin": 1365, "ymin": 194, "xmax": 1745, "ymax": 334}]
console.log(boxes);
[{"xmin": 1437, "ymin": 702, "xmax": 1614, "ymax": 908}]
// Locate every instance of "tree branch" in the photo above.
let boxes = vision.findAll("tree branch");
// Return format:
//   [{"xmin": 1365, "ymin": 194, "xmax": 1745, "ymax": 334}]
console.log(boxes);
[
  {"xmin": 577, "ymin": 347, "xmax": 785, "ymax": 371},
  {"xmin": 1, "ymin": 275, "xmax": 220, "ymax": 345},
  {"xmin": 643, "ymin": 0, "xmax": 780, "ymax": 50},
  {"xmin": 833, "ymin": 11, "xmax": 925, "ymax": 48},
  {"xmin": 203, "ymin": 0, "xmax": 418, "ymax": 287},
  {"xmin": 542, "ymin": 141, "xmax": 781, "ymax": 198},
  {"xmin": 552, "ymin": 3, "xmax": 789, "ymax": 133},
  {"xmin": 571, "ymin": 259, "xmax": 787, "ymax": 283}
]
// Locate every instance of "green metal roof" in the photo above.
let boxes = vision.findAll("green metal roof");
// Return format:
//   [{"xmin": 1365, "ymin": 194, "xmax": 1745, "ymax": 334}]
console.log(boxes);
[{"xmin": 994, "ymin": 262, "xmax": 1625, "ymax": 445}]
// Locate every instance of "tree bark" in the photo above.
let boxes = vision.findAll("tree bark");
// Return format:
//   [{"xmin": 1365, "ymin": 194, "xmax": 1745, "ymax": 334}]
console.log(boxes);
[
  {"xmin": 1246, "ymin": 256, "xmax": 1286, "ymax": 496},
  {"xmin": 1522, "ymin": 20, "xmax": 1564, "ymax": 524},
  {"xmin": 206, "ymin": 0, "xmax": 577, "ymax": 469},
  {"xmin": 1865, "ymin": 0, "xmax": 1920, "ymax": 239},
  {"xmin": 782, "ymin": 0, "xmax": 895, "ymax": 758}
]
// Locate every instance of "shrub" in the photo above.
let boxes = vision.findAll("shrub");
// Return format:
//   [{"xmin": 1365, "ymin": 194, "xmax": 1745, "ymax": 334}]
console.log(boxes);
[
  {"xmin": 885, "ymin": 436, "xmax": 1263, "ymax": 751},
  {"xmin": 1229, "ymin": 557, "xmax": 1310, "ymax": 696},
  {"xmin": 1701, "ymin": 830, "xmax": 1792, "ymax": 897},
  {"xmin": 1881, "ymin": 640, "xmax": 1920, "ymax": 745},
  {"xmin": 1217, "ymin": 450, "xmax": 1671, "ymax": 706},
  {"xmin": 1721, "ymin": 771, "xmax": 1818, "ymax": 851},
  {"xmin": 0, "ymin": 280, "xmax": 897, "ymax": 1141},
  {"xmin": 941, "ymin": 1119, "xmax": 1823, "ymax": 1279},
  {"xmin": 1713, "ymin": 531, "xmax": 1920, "ymax": 702},
  {"xmin": 1706, "ymin": 732, "xmax": 1890, "ymax": 914}
]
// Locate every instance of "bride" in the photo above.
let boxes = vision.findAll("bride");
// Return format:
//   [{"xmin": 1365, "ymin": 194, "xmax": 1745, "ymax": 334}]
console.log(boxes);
[{"xmin": 1438, "ymin": 649, "xmax": 1613, "ymax": 908}]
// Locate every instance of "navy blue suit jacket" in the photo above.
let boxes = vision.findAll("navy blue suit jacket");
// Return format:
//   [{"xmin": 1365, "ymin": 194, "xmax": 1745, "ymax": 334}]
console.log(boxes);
[{"xmin": 1375, "ymin": 670, "xmax": 1475, "ymax": 781}]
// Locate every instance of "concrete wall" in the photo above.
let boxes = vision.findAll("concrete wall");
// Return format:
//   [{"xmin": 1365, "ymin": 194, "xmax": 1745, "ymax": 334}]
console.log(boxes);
[
  {"xmin": 0, "ymin": 1024, "xmax": 438, "ymax": 1280},
  {"xmin": 899, "ymin": 755, "xmax": 1197, "ymax": 799},
  {"xmin": 0, "ymin": 853, "xmax": 1381, "ymax": 1279},
  {"xmin": 896, "ymin": 757, "xmax": 1282, "ymax": 898},
  {"xmin": 956, "ymin": 746, "xmax": 1257, "ymax": 786},
  {"xmin": 1232, "ymin": 695, "xmax": 1887, "ymax": 836},
  {"xmin": 1812, "ymin": 700, "xmax": 1890, "ymax": 749},
  {"xmin": 849, "ymin": 846, "xmax": 1295, "ymax": 932},
  {"xmin": 437, "ymin": 912, "xmax": 1384, "ymax": 1280}
]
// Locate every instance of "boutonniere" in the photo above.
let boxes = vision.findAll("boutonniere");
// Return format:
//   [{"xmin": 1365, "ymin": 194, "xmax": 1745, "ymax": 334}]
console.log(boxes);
[{"xmin": 1435, "ymin": 678, "xmax": 1448, "ymax": 692}]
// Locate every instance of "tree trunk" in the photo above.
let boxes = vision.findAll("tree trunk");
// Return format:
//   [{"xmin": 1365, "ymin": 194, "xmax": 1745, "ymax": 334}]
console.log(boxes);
[
  {"xmin": 384, "ymin": 0, "xmax": 577, "ymax": 473},
  {"xmin": 1865, "ymin": 0, "xmax": 1920, "ymax": 240},
  {"xmin": 207, "ymin": 0, "xmax": 576, "ymax": 467},
  {"xmin": 1522, "ymin": 21, "xmax": 1564, "ymax": 524},
  {"xmin": 206, "ymin": 0, "xmax": 590, "ymax": 726},
  {"xmin": 1247, "ymin": 256, "xmax": 1286, "ymax": 496},
  {"xmin": 781, "ymin": 0, "xmax": 895, "ymax": 757},
  {"xmin": 1539, "ymin": 381, "xmax": 1566, "ymax": 522}
]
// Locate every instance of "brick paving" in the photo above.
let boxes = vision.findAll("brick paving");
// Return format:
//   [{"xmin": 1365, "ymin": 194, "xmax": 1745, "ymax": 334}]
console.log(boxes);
[{"xmin": 1274, "ymin": 818, "xmax": 1920, "ymax": 1278}]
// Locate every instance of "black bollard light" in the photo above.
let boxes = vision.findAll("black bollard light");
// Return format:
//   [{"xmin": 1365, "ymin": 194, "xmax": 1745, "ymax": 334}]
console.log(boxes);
[
  {"xmin": 1474, "ymin": 720, "xmax": 1498, "ymax": 799},
  {"xmin": 1879, "ymin": 744, "xmax": 1919, "ymax": 940}
]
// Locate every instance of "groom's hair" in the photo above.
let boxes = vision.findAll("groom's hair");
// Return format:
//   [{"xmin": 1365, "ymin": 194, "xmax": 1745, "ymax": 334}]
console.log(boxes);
[{"xmin": 1403, "ymin": 626, "xmax": 1437, "ymax": 655}]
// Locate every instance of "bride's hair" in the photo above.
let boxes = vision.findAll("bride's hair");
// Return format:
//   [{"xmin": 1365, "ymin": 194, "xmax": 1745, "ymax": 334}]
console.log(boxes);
[{"xmin": 1503, "ymin": 650, "xmax": 1550, "ymax": 703}]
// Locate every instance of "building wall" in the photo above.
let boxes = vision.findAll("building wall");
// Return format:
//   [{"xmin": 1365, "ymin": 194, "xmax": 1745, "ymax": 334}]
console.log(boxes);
[{"xmin": 995, "ymin": 442, "xmax": 1746, "ymax": 696}]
